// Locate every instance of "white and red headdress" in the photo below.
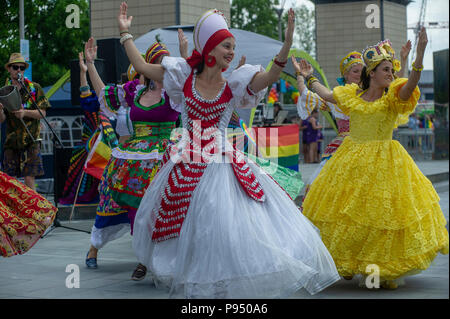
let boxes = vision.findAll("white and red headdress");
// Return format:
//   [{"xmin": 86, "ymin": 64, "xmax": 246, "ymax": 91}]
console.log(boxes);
[{"xmin": 186, "ymin": 9, "xmax": 234, "ymax": 71}]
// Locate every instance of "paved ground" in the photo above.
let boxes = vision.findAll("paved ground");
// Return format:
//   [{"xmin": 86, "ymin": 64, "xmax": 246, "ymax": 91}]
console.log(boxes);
[{"xmin": 0, "ymin": 161, "xmax": 448, "ymax": 300}]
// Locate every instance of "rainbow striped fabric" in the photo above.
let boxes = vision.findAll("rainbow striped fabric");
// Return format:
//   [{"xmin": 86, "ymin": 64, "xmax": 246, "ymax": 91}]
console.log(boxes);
[
  {"xmin": 251, "ymin": 124, "xmax": 299, "ymax": 171},
  {"xmin": 83, "ymin": 114, "xmax": 118, "ymax": 180}
]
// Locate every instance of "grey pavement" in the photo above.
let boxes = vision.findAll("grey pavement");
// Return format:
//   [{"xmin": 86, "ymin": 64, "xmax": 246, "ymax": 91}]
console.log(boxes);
[{"xmin": 0, "ymin": 161, "xmax": 448, "ymax": 299}]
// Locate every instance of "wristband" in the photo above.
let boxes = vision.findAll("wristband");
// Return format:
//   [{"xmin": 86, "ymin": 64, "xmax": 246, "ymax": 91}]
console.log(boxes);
[
  {"xmin": 273, "ymin": 56, "xmax": 287, "ymax": 68},
  {"xmin": 120, "ymin": 33, "xmax": 133, "ymax": 45},
  {"xmin": 80, "ymin": 85, "xmax": 90, "ymax": 92},
  {"xmin": 412, "ymin": 61, "xmax": 423, "ymax": 72}
]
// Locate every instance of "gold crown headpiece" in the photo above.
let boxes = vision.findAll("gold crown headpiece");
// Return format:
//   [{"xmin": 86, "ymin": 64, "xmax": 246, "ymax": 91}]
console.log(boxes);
[
  {"xmin": 339, "ymin": 51, "xmax": 363, "ymax": 76},
  {"xmin": 361, "ymin": 39, "xmax": 401, "ymax": 74}
]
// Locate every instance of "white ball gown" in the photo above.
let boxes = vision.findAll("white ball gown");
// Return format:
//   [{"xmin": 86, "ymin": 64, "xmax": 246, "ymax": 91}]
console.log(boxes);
[{"xmin": 132, "ymin": 57, "xmax": 340, "ymax": 298}]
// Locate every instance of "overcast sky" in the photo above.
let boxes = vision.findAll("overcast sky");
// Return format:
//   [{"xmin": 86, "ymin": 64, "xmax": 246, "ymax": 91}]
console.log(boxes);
[{"xmin": 280, "ymin": 0, "xmax": 449, "ymax": 70}]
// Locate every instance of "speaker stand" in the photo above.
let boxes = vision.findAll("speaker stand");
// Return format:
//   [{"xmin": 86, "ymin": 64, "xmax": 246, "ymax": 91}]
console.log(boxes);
[{"xmin": 41, "ymin": 136, "xmax": 91, "ymax": 238}]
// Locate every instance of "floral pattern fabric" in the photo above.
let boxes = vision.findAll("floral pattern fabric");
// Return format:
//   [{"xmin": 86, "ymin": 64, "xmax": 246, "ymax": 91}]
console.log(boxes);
[{"xmin": 0, "ymin": 171, "xmax": 57, "ymax": 257}]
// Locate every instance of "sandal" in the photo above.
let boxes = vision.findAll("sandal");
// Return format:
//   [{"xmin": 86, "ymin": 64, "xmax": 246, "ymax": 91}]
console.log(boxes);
[
  {"xmin": 131, "ymin": 263, "xmax": 147, "ymax": 281},
  {"xmin": 85, "ymin": 252, "xmax": 98, "ymax": 269}
]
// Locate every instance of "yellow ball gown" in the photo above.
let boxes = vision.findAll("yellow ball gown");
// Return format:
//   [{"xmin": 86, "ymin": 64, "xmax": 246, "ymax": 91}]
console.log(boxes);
[{"xmin": 302, "ymin": 78, "xmax": 449, "ymax": 281}]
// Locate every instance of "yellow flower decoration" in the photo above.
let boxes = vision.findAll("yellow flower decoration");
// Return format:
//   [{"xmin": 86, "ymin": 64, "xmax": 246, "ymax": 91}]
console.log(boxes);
[{"xmin": 393, "ymin": 59, "xmax": 401, "ymax": 72}]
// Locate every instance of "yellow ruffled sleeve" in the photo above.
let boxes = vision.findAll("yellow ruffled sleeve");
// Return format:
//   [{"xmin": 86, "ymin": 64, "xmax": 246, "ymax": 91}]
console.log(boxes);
[
  {"xmin": 386, "ymin": 78, "xmax": 421, "ymax": 126},
  {"xmin": 332, "ymin": 83, "xmax": 359, "ymax": 115}
]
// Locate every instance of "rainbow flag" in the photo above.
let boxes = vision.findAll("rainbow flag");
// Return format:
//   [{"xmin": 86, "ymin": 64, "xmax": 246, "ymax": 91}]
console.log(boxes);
[
  {"xmin": 251, "ymin": 124, "xmax": 299, "ymax": 171},
  {"xmin": 83, "ymin": 114, "xmax": 118, "ymax": 180}
]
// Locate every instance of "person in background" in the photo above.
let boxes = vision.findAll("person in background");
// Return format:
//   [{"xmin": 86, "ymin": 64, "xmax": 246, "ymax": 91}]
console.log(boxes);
[{"xmin": 0, "ymin": 53, "xmax": 51, "ymax": 191}]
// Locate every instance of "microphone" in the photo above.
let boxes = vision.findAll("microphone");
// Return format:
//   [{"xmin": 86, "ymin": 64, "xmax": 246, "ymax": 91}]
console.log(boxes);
[{"xmin": 17, "ymin": 73, "xmax": 24, "ymax": 87}]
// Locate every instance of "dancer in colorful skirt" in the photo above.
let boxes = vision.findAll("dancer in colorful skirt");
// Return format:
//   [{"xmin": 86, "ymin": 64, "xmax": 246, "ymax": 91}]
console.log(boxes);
[
  {"xmin": 119, "ymin": 2, "xmax": 340, "ymax": 298},
  {"xmin": 0, "ymin": 171, "xmax": 57, "ymax": 257},
  {"xmin": 301, "ymin": 29, "xmax": 449, "ymax": 289},
  {"xmin": 83, "ymin": 37, "xmax": 180, "ymax": 282}
]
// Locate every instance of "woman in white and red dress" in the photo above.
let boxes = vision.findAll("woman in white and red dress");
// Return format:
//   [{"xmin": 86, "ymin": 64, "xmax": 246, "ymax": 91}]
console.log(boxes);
[
  {"xmin": 0, "ymin": 170, "xmax": 57, "ymax": 257},
  {"xmin": 118, "ymin": 2, "xmax": 340, "ymax": 298}
]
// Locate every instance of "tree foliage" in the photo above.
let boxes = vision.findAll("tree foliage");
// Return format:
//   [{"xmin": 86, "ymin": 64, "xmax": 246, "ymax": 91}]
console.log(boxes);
[
  {"xmin": 0, "ymin": 0, "xmax": 89, "ymax": 87},
  {"xmin": 231, "ymin": 0, "xmax": 315, "ymax": 56},
  {"xmin": 230, "ymin": 0, "xmax": 281, "ymax": 40},
  {"xmin": 293, "ymin": 4, "xmax": 316, "ymax": 57}
]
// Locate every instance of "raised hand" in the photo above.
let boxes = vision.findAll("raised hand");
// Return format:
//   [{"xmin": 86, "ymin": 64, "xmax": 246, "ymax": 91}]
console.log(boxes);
[
  {"xmin": 79, "ymin": 52, "xmax": 88, "ymax": 73},
  {"xmin": 284, "ymin": 8, "xmax": 295, "ymax": 45},
  {"xmin": 299, "ymin": 59, "xmax": 314, "ymax": 77},
  {"xmin": 400, "ymin": 40, "xmax": 412, "ymax": 61},
  {"xmin": 236, "ymin": 55, "xmax": 246, "ymax": 69},
  {"xmin": 84, "ymin": 37, "xmax": 97, "ymax": 63},
  {"xmin": 178, "ymin": 28, "xmax": 189, "ymax": 59},
  {"xmin": 416, "ymin": 27, "xmax": 428, "ymax": 58},
  {"xmin": 118, "ymin": 2, "xmax": 133, "ymax": 33},
  {"xmin": 291, "ymin": 56, "xmax": 301, "ymax": 73}
]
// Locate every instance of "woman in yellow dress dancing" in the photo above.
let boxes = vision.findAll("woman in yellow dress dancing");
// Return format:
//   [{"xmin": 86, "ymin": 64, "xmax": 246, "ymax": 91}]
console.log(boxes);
[{"xmin": 300, "ymin": 28, "xmax": 448, "ymax": 289}]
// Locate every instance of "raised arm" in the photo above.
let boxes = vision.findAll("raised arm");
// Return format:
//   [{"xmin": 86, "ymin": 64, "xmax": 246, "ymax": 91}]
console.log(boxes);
[
  {"xmin": 118, "ymin": 2, "xmax": 164, "ymax": 82},
  {"xmin": 249, "ymin": 8, "xmax": 295, "ymax": 93},
  {"xmin": 293, "ymin": 57, "xmax": 336, "ymax": 104},
  {"xmin": 79, "ymin": 51, "xmax": 92, "ymax": 96},
  {"xmin": 178, "ymin": 28, "xmax": 189, "ymax": 59},
  {"xmin": 398, "ymin": 27, "xmax": 427, "ymax": 101},
  {"xmin": 396, "ymin": 39, "xmax": 411, "ymax": 78},
  {"xmin": 84, "ymin": 38, "xmax": 105, "ymax": 96}
]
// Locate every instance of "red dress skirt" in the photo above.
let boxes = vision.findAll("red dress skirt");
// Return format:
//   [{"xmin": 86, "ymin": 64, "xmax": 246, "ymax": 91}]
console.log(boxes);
[{"xmin": 0, "ymin": 171, "xmax": 57, "ymax": 257}]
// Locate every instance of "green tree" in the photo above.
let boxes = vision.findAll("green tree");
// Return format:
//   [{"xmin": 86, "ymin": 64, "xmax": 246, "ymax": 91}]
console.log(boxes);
[
  {"xmin": 292, "ymin": 4, "xmax": 315, "ymax": 57},
  {"xmin": 0, "ymin": 0, "xmax": 89, "ymax": 87},
  {"xmin": 230, "ymin": 0, "xmax": 281, "ymax": 40},
  {"xmin": 231, "ymin": 0, "xmax": 315, "ymax": 56}
]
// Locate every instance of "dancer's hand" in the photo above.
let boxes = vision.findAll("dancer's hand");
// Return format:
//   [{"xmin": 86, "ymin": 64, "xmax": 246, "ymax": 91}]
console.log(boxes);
[
  {"xmin": 178, "ymin": 28, "xmax": 189, "ymax": 59},
  {"xmin": 416, "ymin": 27, "xmax": 428, "ymax": 58},
  {"xmin": 400, "ymin": 40, "xmax": 411, "ymax": 61},
  {"xmin": 291, "ymin": 56, "xmax": 301, "ymax": 74},
  {"xmin": 79, "ymin": 52, "xmax": 88, "ymax": 73},
  {"xmin": 84, "ymin": 37, "xmax": 97, "ymax": 64},
  {"xmin": 118, "ymin": 2, "xmax": 133, "ymax": 33},
  {"xmin": 284, "ymin": 8, "xmax": 295, "ymax": 45},
  {"xmin": 236, "ymin": 55, "xmax": 246, "ymax": 69},
  {"xmin": 299, "ymin": 59, "xmax": 314, "ymax": 77},
  {"xmin": 291, "ymin": 56, "xmax": 313, "ymax": 77}
]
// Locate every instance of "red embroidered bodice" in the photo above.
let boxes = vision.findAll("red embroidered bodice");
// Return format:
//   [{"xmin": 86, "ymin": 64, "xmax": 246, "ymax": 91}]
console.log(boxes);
[{"xmin": 152, "ymin": 71, "xmax": 265, "ymax": 242}]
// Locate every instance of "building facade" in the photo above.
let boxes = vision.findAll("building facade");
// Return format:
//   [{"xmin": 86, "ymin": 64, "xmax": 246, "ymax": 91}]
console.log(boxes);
[
  {"xmin": 312, "ymin": 0, "xmax": 409, "ymax": 87},
  {"xmin": 90, "ymin": 0, "xmax": 231, "ymax": 40}
]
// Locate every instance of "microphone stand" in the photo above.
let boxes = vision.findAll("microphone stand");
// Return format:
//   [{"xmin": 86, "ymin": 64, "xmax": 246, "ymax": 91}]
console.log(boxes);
[{"xmin": 15, "ymin": 76, "xmax": 90, "ymax": 237}]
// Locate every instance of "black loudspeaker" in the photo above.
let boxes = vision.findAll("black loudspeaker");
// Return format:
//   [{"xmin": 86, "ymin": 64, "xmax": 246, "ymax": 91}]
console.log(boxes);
[
  {"xmin": 70, "ymin": 58, "xmax": 106, "ymax": 106},
  {"xmin": 53, "ymin": 146, "xmax": 74, "ymax": 204},
  {"xmin": 97, "ymin": 38, "xmax": 130, "ymax": 85}
]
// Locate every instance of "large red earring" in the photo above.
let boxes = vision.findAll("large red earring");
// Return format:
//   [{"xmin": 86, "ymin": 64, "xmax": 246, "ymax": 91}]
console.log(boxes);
[{"xmin": 205, "ymin": 55, "xmax": 216, "ymax": 67}]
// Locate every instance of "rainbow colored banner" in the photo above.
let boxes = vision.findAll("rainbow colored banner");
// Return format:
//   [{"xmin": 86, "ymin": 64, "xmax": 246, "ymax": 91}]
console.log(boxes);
[
  {"xmin": 251, "ymin": 124, "xmax": 299, "ymax": 171},
  {"xmin": 83, "ymin": 131, "xmax": 111, "ymax": 180},
  {"xmin": 83, "ymin": 114, "xmax": 118, "ymax": 180}
]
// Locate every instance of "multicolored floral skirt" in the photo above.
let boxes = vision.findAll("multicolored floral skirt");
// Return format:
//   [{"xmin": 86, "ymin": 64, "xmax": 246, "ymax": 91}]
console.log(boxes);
[
  {"xmin": 107, "ymin": 122, "xmax": 175, "ymax": 209},
  {"xmin": 0, "ymin": 171, "xmax": 57, "ymax": 257}
]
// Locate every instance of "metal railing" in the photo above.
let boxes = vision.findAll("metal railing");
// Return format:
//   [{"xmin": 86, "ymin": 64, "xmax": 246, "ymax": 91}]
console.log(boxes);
[
  {"xmin": 39, "ymin": 116, "xmax": 84, "ymax": 155},
  {"xmin": 393, "ymin": 128, "xmax": 435, "ymax": 161}
]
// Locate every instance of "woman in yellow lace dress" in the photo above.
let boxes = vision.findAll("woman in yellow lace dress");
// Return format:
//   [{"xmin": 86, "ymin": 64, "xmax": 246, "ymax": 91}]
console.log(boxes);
[{"xmin": 301, "ymin": 28, "xmax": 449, "ymax": 289}]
